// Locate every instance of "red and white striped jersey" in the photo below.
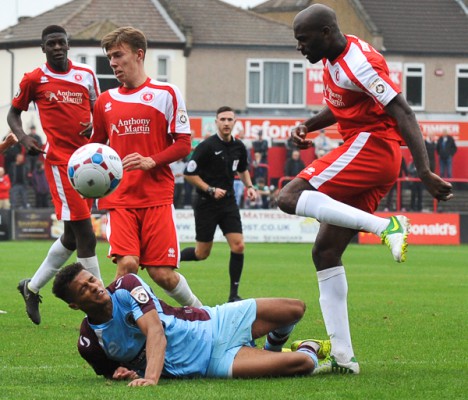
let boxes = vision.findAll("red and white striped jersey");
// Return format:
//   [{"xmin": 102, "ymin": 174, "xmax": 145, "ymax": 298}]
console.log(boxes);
[
  {"xmin": 323, "ymin": 35, "xmax": 402, "ymax": 143},
  {"xmin": 91, "ymin": 77, "xmax": 191, "ymax": 209},
  {"xmin": 12, "ymin": 60, "xmax": 100, "ymax": 164}
]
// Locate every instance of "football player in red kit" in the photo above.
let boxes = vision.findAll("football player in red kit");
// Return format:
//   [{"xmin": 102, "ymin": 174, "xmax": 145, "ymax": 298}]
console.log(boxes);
[
  {"xmin": 90, "ymin": 26, "xmax": 201, "ymax": 308},
  {"xmin": 277, "ymin": 4, "xmax": 453, "ymax": 373},
  {"xmin": 8, "ymin": 25, "xmax": 101, "ymax": 325}
]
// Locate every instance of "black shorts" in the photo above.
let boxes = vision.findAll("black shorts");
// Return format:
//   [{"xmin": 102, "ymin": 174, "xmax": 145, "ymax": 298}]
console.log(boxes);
[{"xmin": 193, "ymin": 195, "xmax": 243, "ymax": 242}]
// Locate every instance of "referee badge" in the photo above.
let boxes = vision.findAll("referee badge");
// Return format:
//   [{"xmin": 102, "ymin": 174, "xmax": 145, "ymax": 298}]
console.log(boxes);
[
  {"xmin": 130, "ymin": 286, "xmax": 150, "ymax": 304},
  {"xmin": 186, "ymin": 160, "xmax": 197, "ymax": 173}
]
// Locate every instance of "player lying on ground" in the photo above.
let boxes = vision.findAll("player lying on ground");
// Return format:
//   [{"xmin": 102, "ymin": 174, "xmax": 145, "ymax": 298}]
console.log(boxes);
[{"xmin": 53, "ymin": 263, "xmax": 340, "ymax": 387}]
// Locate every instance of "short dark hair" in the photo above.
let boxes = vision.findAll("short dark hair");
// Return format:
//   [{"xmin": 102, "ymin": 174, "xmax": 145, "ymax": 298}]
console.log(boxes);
[
  {"xmin": 41, "ymin": 25, "xmax": 67, "ymax": 42},
  {"xmin": 52, "ymin": 262, "xmax": 85, "ymax": 303},
  {"xmin": 216, "ymin": 106, "xmax": 234, "ymax": 116}
]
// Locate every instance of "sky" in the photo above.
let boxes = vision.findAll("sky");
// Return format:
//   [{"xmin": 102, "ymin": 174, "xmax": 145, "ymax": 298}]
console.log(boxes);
[{"xmin": 0, "ymin": 0, "xmax": 267, "ymax": 31}]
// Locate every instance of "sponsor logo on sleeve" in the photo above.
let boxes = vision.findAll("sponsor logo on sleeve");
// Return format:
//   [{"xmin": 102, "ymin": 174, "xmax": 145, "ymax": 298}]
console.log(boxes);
[
  {"xmin": 178, "ymin": 109, "xmax": 188, "ymax": 124},
  {"xmin": 130, "ymin": 286, "xmax": 150, "ymax": 304},
  {"xmin": 369, "ymin": 78, "xmax": 386, "ymax": 95}
]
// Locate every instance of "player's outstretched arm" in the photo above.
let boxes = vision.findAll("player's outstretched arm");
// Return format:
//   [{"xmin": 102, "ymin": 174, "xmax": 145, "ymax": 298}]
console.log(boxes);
[
  {"xmin": 129, "ymin": 309, "xmax": 166, "ymax": 387},
  {"xmin": 385, "ymin": 94, "xmax": 453, "ymax": 201}
]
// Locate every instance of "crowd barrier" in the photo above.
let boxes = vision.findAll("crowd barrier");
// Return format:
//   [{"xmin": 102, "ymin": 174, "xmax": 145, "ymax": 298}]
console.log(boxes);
[{"xmin": 1, "ymin": 208, "xmax": 467, "ymax": 245}]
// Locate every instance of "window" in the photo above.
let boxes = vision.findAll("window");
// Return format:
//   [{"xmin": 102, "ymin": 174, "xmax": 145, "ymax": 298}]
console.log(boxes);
[
  {"xmin": 404, "ymin": 64, "xmax": 424, "ymax": 110},
  {"xmin": 247, "ymin": 60, "xmax": 305, "ymax": 108},
  {"xmin": 456, "ymin": 64, "xmax": 468, "ymax": 112},
  {"xmin": 157, "ymin": 56, "xmax": 169, "ymax": 82},
  {"xmin": 95, "ymin": 55, "xmax": 120, "ymax": 92}
]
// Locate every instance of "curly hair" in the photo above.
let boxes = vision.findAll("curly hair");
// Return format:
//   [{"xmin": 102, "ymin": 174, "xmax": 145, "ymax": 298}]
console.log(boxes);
[{"xmin": 52, "ymin": 262, "xmax": 85, "ymax": 303}]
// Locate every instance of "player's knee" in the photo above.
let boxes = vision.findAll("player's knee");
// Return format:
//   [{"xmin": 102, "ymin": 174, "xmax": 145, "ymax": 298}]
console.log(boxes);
[
  {"xmin": 289, "ymin": 354, "xmax": 315, "ymax": 375},
  {"xmin": 312, "ymin": 245, "xmax": 340, "ymax": 270},
  {"xmin": 231, "ymin": 242, "xmax": 245, "ymax": 254},
  {"xmin": 301, "ymin": 356, "xmax": 316, "ymax": 375},
  {"xmin": 196, "ymin": 249, "xmax": 210, "ymax": 260},
  {"xmin": 277, "ymin": 188, "xmax": 296, "ymax": 214},
  {"xmin": 293, "ymin": 300, "xmax": 306, "ymax": 320},
  {"xmin": 77, "ymin": 234, "xmax": 97, "ymax": 254},
  {"xmin": 117, "ymin": 257, "xmax": 139, "ymax": 275},
  {"xmin": 148, "ymin": 267, "xmax": 178, "ymax": 291}
]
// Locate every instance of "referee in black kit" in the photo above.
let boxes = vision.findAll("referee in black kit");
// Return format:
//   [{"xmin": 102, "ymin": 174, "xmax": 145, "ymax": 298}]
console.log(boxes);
[{"xmin": 181, "ymin": 106, "xmax": 257, "ymax": 302}]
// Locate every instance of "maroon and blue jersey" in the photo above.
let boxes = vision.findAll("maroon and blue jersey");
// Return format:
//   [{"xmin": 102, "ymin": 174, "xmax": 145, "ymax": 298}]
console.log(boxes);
[{"xmin": 77, "ymin": 274, "xmax": 212, "ymax": 378}]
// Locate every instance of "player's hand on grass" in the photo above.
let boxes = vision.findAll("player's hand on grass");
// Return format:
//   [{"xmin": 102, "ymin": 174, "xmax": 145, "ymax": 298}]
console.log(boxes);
[
  {"xmin": 122, "ymin": 153, "xmax": 156, "ymax": 171},
  {"xmin": 112, "ymin": 366, "xmax": 139, "ymax": 381},
  {"xmin": 128, "ymin": 377, "xmax": 157, "ymax": 387},
  {"xmin": 291, "ymin": 125, "xmax": 313, "ymax": 149}
]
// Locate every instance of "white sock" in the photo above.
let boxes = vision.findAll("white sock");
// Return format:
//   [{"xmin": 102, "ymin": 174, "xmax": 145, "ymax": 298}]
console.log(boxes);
[
  {"xmin": 317, "ymin": 266, "xmax": 354, "ymax": 362},
  {"xmin": 77, "ymin": 256, "xmax": 102, "ymax": 282},
  {"xmin": 296, "ymin": 191, "xmax": 389, "ymax": 235},
  {"xmin": 29, "ymin": 239, "xmax": 74, "ymax": 293},
  {"xmin": 164, "ymin": 273, "xmax": 202, "ymax": 307}
]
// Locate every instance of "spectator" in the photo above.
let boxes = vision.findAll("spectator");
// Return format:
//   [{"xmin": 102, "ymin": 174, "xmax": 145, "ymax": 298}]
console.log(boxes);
[
  {"xmin": 313, "ymin": 129, "xmax": 334, "ymax": 158},
  {"xmin": 408, "ymin": 159, "xmax": 422, "ymax": 212},
  {"xmin": 233, "ymin": 177, "xmax": 245, "ymax": 208},
  {"xmin": 384, "ymin": 158, "xmax": 408, "ymax": 212},
  {"xmin": 26, "ymin": 125, "xmax": 44, "ymax": 173},
  {"xmin": 252, "ymin": 130, "xmax": 269, "ymax": 163},
  {"xmin": 236, "ymin": 128, "xmax": 253, "ymax": 158},
  {"xmin": 8, "ymin": 153, "xmax": 30, "ymax": 209},
  {"xmin": 170, "ymin": 158, "xmax": 186, "ymax": 209},
  {"xmin": 424, "ymin": 132, "xmax": 436, "ymax": 172},
  {"xmin": 269, "ymin": 185, "xmax": 280, "ymax": 209},
  {"xmin": 0, "ymin": 167, "xmax": 11, "ymax": 209},
  {"xmin": 436, "ymin": 131, "xmax": 457, "ymax": 178},
  {"xmin": 254, "ymin": 177, "xmax": 270, "ymax": 209},
  {"xmin": 2, "ymin": 133, "xmax": 23, "ymax": 174},
  {"xmin": 252, "ymin": 151, "xmax": 268, "ymax": 184},
  {"xmin": 284, "ymin": 150, "xmax": 306, "ymax": 178},
  {"xmin": 31, "ymin": 161, "xmax": 50, "ymax": 208},
  {"xmin": 285, "ymin": 134, "xmax": 300, "ymax": 159}
]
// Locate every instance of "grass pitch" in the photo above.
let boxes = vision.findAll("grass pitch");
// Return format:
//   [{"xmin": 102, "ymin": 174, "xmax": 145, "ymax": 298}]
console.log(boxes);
[{"xmin": 1, "ymin": 241, "xmax": 467, "ymax": 399}]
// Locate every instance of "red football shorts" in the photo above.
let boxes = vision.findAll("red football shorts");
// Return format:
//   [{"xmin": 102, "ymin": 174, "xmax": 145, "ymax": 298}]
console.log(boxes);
[
  {"xmin": 44, "ymin": 161, "xmax": 93, "ymax": 221},
  {"xmin": 106, "ymin": 205, "xmax": 179, "ymax": 268},
  {"xmin": 297, "ymin": 132, "xmax": 402, "ymax": 213}
]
